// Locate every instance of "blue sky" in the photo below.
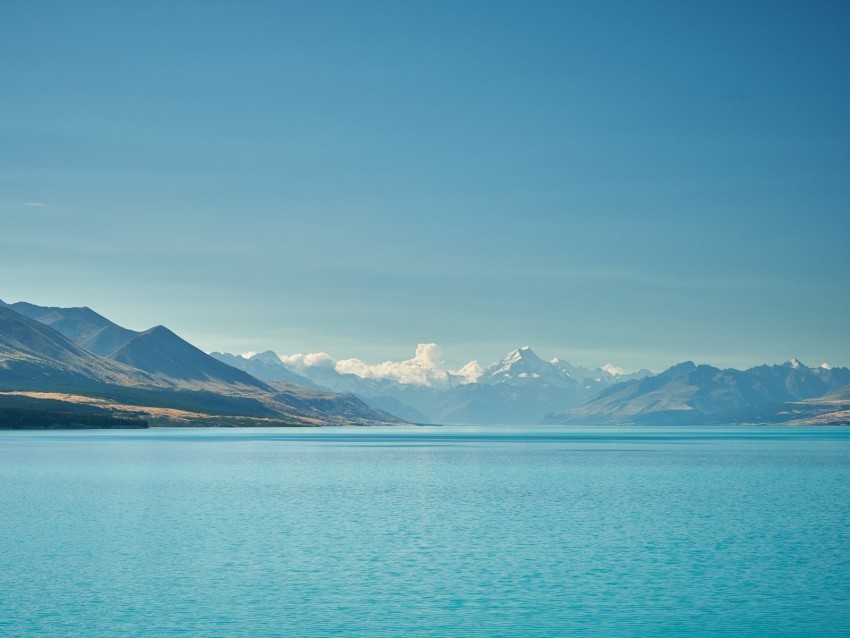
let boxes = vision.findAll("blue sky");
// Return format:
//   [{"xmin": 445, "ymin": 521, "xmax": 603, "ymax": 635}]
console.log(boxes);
[{"xmin": 2, "ymin": 1, "xmax": 849, "ymax": 371}]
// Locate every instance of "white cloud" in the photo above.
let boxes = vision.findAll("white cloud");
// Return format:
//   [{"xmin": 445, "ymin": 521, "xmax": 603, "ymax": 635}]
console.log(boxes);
[
  {"xmin": 453, "ymin": 360, "xmax": 483, "ymax": 383},
  {"xmin": 279, "ymin": 351, "xmax": 336, "ymax": 371},
  {"xmin": 337, "ymin": 343, "xmax": 452, "ymax": 387},
  {"xmin": 24, "ymin": 202, "xmax": 47, "ymax": 207},
  {"xmin": 279, "ymin": 343, "xmax": 479, "ymax": 387},
  {"xmin": 601, "ymin": 363, "xmax": 625, "ymax": 376}
]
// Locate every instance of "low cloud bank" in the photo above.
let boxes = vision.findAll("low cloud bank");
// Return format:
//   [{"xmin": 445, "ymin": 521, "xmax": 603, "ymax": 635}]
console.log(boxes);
[{"xmin": 280, "ymin": 343, "xmax": 481, "ymax": 387}]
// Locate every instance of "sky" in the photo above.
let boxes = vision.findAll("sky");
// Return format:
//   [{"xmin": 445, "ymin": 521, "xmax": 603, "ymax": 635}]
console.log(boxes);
[{"xmin": 2, "ymin": 1, "xmax": 849, "ymax": 373}]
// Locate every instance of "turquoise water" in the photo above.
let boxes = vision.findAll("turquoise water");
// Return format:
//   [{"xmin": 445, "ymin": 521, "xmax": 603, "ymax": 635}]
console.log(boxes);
[{"xmin": 1, "ymin": 426, "xmax": 849, "ymax": 637}]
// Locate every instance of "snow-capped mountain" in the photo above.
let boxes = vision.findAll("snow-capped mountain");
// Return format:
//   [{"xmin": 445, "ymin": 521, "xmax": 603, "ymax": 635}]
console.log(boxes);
[
  {"xmin": 483, "ymin": 346, "xmax": 575, "ymax": 387},
  {"xmin": 216, "ymin": 345, "xmax": 647, "ymax": 425}
]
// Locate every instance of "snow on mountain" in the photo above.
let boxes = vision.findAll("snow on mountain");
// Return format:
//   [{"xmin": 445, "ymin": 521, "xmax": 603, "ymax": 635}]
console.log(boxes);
[
  {"xmin": 257, "ymin": 344, "xmax": 651, "ymax": 425},
  {"xmin": 484, "ymin": 347, "xmax": 576, "ymax": 388}
]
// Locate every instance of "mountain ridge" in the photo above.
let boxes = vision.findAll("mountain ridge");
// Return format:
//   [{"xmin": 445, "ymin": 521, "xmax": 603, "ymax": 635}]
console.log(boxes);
[
  {"xmin": 5, "ymin": 299, "xmax": 847, "ymax": 426},
  {"xmin": 0, "ymin": 303, "xmax": 404, "ymax": 427},
  {"xmin": 545, "ymin": 359, "xmax": 850, "ymax": 425}
]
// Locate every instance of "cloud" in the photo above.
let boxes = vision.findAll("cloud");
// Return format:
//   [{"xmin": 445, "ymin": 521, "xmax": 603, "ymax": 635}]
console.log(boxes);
[
  {"xmin": 453, "ymin": 360, "xmax": 483, "ymax": 383},
  {"xmin": 601, "ymin": 363, "xmax": 625, "ymax": 376},
  {"xmin": 337, "ymin": 343, "xmax": 452, "ymax": 386},
  {"xmin": 279, "ymin": 351, "xmax": 336, "ymax": 370},
  {"xmin": 280, "ymin": 343, "xmax": 480, "ymax": 387},
  {"xmin": 24, "ymin": 202, "xmax": 48, "ymax": 207}
]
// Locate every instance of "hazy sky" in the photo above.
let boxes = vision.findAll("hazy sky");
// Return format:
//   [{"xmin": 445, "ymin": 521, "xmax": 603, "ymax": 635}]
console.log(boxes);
[{"xmin": 2, "ymin": 1, "xmax": 849, "ymax": 372}]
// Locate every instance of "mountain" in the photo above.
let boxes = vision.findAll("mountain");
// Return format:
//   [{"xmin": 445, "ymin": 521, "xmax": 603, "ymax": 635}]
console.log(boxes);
[
  {"xmin": 424, "ymin": 347, "xmax": 588, "ymax": 424},
  {"xmin": 425, "ymin": 346, "xmax": 654, "ymax": 424},
  {"xmin": 427, "ymin": 381, "xmax": 576, "ymax": 425},
  {"xmin": 746, "ymin": 359, "xmax": 850, "ymax": 400},
  {"xmin": 822, "ymin": 382, "xmax": 850, "ymax": 401},
  {"xmin": 251, "ymin": 345, "xmax": 650, "ymax": 425},
  {"xmin": 210, "ymin": 350, "xmax": 434, "ymax": 422},
  {"xmin": 109, "ymin": 326, "xmax": 271, "ymax": 390},
  {"xmin": 0, "ymin": 303, "xmax": 404, "ymax": 427},
  {"xmin": 0, "ymin": 306, "xmax": 156, "ymax": 391},
  {"xmin": 9, "ymin": 301, "xmax": 270, "ymax": 391},
  {"xmin": 8, "ymin": 301, "xmax": 137, "ymax": 356},
  {"xmin": 551, "ymin": 357, "xmax": 653, "ymax": 386},
  {"xmin": 484, "ymin": 346, "xmax": 574, "ymax": 387},
  {"xmin": 210, "ymin": 351, "xmax": 321, "ymax": 388},
  {"xmin": 545, "ymin": 359, "xmax": 850, "ymax": 425}
]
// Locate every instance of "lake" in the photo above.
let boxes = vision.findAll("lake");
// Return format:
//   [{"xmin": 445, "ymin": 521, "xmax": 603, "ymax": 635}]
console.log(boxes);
[{"xmin": 1, "ymin": 425, "xmax": 849, "ymax": 636}]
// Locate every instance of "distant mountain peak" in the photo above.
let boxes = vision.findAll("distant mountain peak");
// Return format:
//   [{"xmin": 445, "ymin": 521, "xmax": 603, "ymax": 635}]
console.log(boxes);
[
  {"xmin": 491, "ymin": 346, "xmax": 544, "ymax": 370},
  {"xmin": 665, "ymin": 361, "xmax": 697, "ymax": 375},
  {"xmin": 785, "ymin": 358, "xmax": 807, "ymax": 369},
  {"xmin": 250, "ymin": 350, "xmax": 284, "ymax": 364}
]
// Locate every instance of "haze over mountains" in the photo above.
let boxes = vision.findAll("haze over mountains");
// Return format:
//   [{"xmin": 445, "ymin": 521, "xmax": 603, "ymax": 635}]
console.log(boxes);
[
  {"xmin": 546, "ymin": 359, "xmax": 850, "ymax": 425},
  {"xmin": 2, "ymin": 298, "xmax": 849, "ymax": 427},
  {"xmin": 211, "ymin": 345, "xmax": 650, "ymax": 425},
  {"xmin": 213, "ymin": 345, "xmax": 850, "ymax": 426}
]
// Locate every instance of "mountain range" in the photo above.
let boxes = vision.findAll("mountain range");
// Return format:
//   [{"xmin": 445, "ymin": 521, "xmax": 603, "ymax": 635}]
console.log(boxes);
[
  {"xmin": 212, "ymin": 346, "xmax": 849, "ymax": 426},
  {"xmin": 545, "ymin": 359, "xmax": 850, "ymax": 425},
  {"xmin": 211, "ymin": 345, "xmax": 652, "ymax": 425},
  {"xmin": 2, "ymin": 298, "xmax": 848, "ymax": 427},
  {"xmin": 0, "ymin": 301, "xmax": 402, "ymax": 427}
]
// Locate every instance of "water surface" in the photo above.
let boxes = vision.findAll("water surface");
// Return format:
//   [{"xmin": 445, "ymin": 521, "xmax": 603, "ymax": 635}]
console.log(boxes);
[{"xmin": 2, "ymin": 425, "xmax": 849, "ymax": 636}]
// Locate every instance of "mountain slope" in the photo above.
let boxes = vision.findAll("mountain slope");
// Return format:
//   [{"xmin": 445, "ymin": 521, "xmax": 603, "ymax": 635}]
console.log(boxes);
[
  {"xmin": 1, "ymin": 304, "xmax": 405, "ymax": 426},
  {"xmin": 746, "ymin": 359, "xmax": 850, "ymax": 400},
  {"xmin": 546, "ymin": 360, "xmax": 850, "ymax": 425},
  {"xmin": 110, "ymin": 326, "xmax": 271, "ymax": 390},
  {"xmin": 8, "ymin": 301, "xmax": 137, "ymax": 356},
  {"xmin": 267, "ymin": 345, "xmax": 642, "ymax": 425},
  {"xmin": 7, "ymin": 301, "xmax": 273, "ymax": 392},
  {"xmin": 210, "ymin": 351, "xmax": 321, "ymax": 388},
  {"xmin": 484, "ymin": 346, "xmax": 574, "ymax": 387},
  {"xmin": 0, "ymin": 306, "xmax": 155, "ymax": 390}
]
